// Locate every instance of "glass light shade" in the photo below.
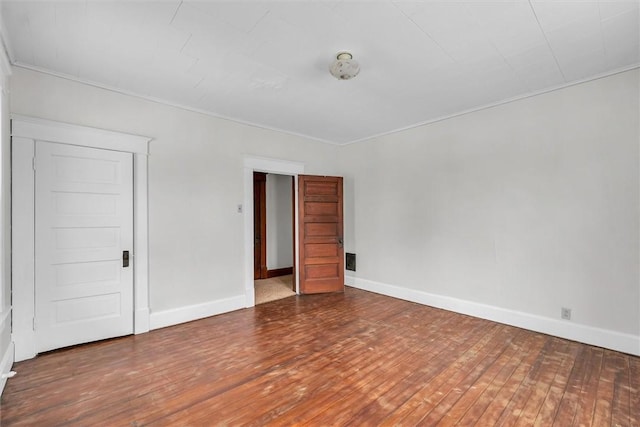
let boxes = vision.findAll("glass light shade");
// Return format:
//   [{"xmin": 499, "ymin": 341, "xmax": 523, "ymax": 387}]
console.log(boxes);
[{"xmin": 329, "ymin": 52, "xmax": 360, "ymax": 80}]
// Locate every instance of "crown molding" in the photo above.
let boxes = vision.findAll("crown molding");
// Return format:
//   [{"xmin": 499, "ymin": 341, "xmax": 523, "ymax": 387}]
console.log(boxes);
[
  {"xmin": 12, "ymin": 62, "xmax": 341, "ymax": 146},
  {"xmin": 9, "ymin": 58, "xmax": 639, "ymax": 147},
  {"xmin": 342, "ymin": 63, "xmax": 640, "ymax": 146},
  {"xmin": 0, "ymin": 24, "xmax": 11, "ymax": 91},
  {"xmin": 0, "ymin": 8, "xmax": 12, "ymax": 73}
]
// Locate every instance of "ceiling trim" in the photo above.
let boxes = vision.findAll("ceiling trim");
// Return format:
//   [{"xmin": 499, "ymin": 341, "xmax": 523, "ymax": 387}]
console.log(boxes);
[
  {"xmin": 0, "ymin": 6, "xmax": 15, "ymax": 63},
  {"xmin": 0, "ymin": 44, "xmax": 9, "ymax": 79},
  {"xmin": 9, "ymin": 61, "xmax": 639, "ymax": 147},
  {"xmin": 10, "ymin": 62, "xmax": 342, "ymax": 147},
  {"xmin": 0, "ymin": 20, "xmax": 12, "ymax": 93},
  {"xmin": 343, "ymin": 63, "xmax": 640, "ymax": 146}
]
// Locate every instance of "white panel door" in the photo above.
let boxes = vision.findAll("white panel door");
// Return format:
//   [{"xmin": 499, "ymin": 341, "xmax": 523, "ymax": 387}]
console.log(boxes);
[{"xmin": 35, "ymin": 141, "xmax": 134, "ymax": 353}]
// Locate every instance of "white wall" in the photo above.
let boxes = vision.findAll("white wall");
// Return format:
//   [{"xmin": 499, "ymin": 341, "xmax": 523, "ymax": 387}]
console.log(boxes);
[
  {"xmin": 266, "ymin": 174, "xmax": 293, "ymax": 270},
  {"xmin": 10, "ymin": 67, "xmax": 338, "ymax": 317},
  {"xmin": 339, "ymin": 69, "xmax": 640, "ymax": 355}
]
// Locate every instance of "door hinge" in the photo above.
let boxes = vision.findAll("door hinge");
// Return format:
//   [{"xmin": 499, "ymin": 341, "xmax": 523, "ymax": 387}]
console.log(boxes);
[
  {"xmin": 32, "ymin": 157, "xmax": 36, "ymax": 171},
  {"xmin": 32, "ymin": 317, "xmax": 36, "ymax": 330}
]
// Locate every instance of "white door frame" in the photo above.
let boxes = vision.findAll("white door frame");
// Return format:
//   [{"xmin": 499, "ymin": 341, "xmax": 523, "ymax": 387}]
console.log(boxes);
[
  {"xmin": 243, "ymin": 156, "xmax": 304, "ymax": 307},
  {"xmin": 11, "ymin": 115, "xmax": 151, "ymax": 361}
]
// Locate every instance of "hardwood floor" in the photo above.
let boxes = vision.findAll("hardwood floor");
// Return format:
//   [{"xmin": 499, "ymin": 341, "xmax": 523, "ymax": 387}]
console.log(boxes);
[{"xmin": 2, "ymin": 287, "xmax": 638, "ymax": 426}]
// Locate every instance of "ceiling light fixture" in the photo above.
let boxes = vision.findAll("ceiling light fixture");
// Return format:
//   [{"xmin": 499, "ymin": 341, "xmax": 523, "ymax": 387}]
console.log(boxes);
[{"xmin": 329, "ymin": 52, "xmax": 360, "ymax": 80}]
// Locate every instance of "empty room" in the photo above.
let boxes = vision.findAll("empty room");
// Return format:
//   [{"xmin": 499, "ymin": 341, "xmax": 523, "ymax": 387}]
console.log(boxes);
[{"xmin": 0, "ymin": 0, "xmax": 638, "ymax": 425}]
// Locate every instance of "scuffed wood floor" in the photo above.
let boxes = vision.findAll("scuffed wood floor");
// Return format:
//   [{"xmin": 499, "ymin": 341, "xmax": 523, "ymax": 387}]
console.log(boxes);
[{"xmin": 1, "ymin": 287, "xmax": 638, "ymax": 426}]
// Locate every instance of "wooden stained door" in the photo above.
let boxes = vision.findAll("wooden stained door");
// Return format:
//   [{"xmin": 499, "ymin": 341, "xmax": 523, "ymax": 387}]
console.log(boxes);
[
  {"xmin": 253, "ymin": 172, "xmax": 267, "ymax": 280},
  {"xmin": 298, "ymin": 175, "xmax": 344, "ymax": 294},
  {"xmin": 35, "ymin": 141, "xmax": 134, "ymax": 352}
]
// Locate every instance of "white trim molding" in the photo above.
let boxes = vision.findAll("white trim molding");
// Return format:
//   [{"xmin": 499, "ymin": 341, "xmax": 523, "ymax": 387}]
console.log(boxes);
[
  {"xmin": 0, "ymin": 341, "xmax": 14, "ymax": 396},
  {"xmin": 243, "ymin": 156, "xmax": 304, "ymax": 307},
  {"xmin": 133, "ymin": 154, "xmax": 150, "ymax": 334},
  {"xmin": 11, "ymin": 114, "xmax": 149, "ymax": 154},
  {"xmin": 9, "ymin": 63, "xmax": 640, "ymax": 146},
  {"xmin": 11, "ymin": 136, "xmax": 36, "ymax": 361},
  {"xmin": 0, "ymin": 28, "xmax": 12, "ymax": 397},
  {"xmin": 342, "ymin": 64, "xmax": 640, "ymax": 146},
  {"xmin": 149, "ymin": 296, "xmax": 246, "ymax": 331},
  {"xmin": 0, "ymin": 30, "xmax": 10, "ymax": 93},
  {"xmin": 11, "ymin": 116, "xmax": 152, "ymax": 361},
  {"xmin": 345, "ymin": 275, "xmax": 640, "ymax": 357},
  {"xmin": 12, "ymin": 63, "xmax": 339, "ymax": 146}
]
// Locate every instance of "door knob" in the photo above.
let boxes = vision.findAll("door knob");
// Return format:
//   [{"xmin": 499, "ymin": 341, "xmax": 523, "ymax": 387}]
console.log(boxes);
[{"xmin": 338, "ymin": 237, "xmax": 344, "ymax": 248}]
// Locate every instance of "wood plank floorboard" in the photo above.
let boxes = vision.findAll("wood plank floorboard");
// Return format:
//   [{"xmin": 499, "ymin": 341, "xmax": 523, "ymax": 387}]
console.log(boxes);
[
  {"xmin": 551, "ymin": 343, "xmax": 587, "ymax": 425},
  {"xmin": 466, "ymin": 331, "xmax": 544, "ymax": 425},
  {"xmin": 572, "ymin": 346, "xmax": 606, "ymax": 427},
  {"xmin": 1, "ymin": 287, "xmax": 638, "ymax": 426}
]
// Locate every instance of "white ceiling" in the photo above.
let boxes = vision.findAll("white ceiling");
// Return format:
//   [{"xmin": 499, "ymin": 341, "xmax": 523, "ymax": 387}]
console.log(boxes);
[{"xmin": 1, "ymin": 1, "xmax": 638, "ymax": 144}]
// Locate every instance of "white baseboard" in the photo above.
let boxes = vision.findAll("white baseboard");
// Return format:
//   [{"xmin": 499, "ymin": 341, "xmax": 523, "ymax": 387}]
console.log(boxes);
[
  {"xmin": 345, "ymin": 275, "xmax": 640, "ymax": 356},
  {"xmin": 0, "ymin": 341, "xmax": 15, "ymax": 397},
  {"xmin": 149, "ymin": 295, "xmax": 246, "ymax": 331}
]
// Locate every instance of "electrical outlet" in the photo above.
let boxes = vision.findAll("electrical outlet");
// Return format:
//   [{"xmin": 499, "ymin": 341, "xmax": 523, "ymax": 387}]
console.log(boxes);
[{"xmin": 561, "ymin": 307, "xmax": 572, "ymax": 320}]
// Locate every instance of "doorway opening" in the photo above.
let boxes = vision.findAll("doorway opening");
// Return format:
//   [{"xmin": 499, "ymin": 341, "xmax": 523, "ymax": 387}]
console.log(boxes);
[
  {"xmin": 243, "ymin": 156, "xmax": 303, "ymax": 308},
  {"xmin": 254, "ymin": 172, "xmax": 296, "ymax": 305},
  {"xmin": 243, "ymin": 158, "xmax": 344, "ymax": 306}
]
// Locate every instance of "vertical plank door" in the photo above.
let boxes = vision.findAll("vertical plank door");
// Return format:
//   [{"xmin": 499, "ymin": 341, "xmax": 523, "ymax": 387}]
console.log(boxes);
[{"xmin": 298, "ymin": 175, "xmax": 344, "ymax": 294}]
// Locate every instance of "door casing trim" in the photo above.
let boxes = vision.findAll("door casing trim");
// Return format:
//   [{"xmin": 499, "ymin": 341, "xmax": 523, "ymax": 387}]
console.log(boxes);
[
  {"xmin": 243, "ymin": 156, "xmax": 304, "ymax": 307},
  {"xmin": 11, "ymin": 115, "xmax": 151, "ymax": 361}
]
